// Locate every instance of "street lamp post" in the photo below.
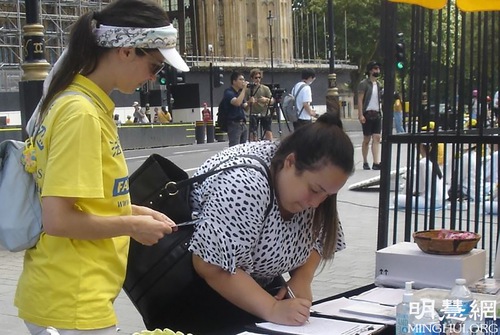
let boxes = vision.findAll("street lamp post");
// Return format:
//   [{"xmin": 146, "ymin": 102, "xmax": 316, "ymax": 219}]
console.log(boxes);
[
  {"xmin": 19, "ymin": 0, "xmax": 50, "ymax": 138},
  {"xmin": 328, "ymin": 0, "xmax": 335, "ymax": 73},
  {"xmin": 326, "ymin": 0, "xmax": 340, "ymax": 118},
  {"xmin": 267, "ymin": 10, "xmax": 274, "ymax": 84}
]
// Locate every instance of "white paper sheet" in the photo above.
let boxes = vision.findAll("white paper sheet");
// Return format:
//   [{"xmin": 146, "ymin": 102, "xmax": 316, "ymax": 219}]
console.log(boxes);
[
  {"xmin": 340, "ymin": 303, "xmax": 396, "ymax": 319},
  {"xmin": 256, "ymin": 316, "xmax": 384, "ymax": 335},
  {"xmin": 313, "ymin": 297, "xmax": 396, "ymax": 325},
  {"xmin": 349, "ymin": 286, "xmax": 405, "ymax": 306}
]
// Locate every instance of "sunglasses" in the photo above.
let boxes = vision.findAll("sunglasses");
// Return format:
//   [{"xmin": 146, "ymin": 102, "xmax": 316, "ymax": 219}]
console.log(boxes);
[{"xmin": 139, "ymin": 48, "xmax": 165, "ymax": 76}]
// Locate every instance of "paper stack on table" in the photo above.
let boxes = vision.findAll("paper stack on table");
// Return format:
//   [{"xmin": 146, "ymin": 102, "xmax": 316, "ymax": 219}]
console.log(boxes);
[
  {"xmin": 254, "ymin": 317, "xmax": 385, "ymax": 335},
  {"xmin": 312, "ymin": 287, "xmax": 405, "ymax": 325}
]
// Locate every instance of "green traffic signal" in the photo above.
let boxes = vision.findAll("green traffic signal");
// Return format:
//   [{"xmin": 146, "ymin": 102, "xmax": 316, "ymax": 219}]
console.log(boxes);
[
  {"xmin": 159, "ymin": 76, "xmax": 167, "ymax": 85},
  {"xmin": 395, "ymin": 41, "xmax": 405, "ymax": 71}
]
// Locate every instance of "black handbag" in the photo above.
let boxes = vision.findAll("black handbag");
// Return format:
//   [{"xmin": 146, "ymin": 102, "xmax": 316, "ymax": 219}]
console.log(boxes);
[{"xmin": 124, "ymin": 153, "xmax": 273, "ymax": 332}]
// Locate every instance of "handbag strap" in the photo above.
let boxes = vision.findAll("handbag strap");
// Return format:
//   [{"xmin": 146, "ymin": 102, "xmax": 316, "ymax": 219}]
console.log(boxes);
[{"xmin": 164, "ymin": 154, "xmax": 274, "ymax": 218}]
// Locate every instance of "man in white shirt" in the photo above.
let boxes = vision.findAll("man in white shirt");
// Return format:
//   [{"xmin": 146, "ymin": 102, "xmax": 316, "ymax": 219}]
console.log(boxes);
[
  {"xmin": 291, "ymin": 68, "xmax": 318, "ymax": 131},
  {"xmin": 493, "ymin": 89, "xmax": 499, "ymax": 126},
  {"xmin": 357, "ymin": 61, "xmax": 383, "ymax": 170}
]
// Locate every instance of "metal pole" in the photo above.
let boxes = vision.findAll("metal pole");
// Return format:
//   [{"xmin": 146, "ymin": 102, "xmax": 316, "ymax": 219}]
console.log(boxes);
[
  {"xmin": 209, "ymin": 62, "xmax": 214, "ymax": 119},
  {"xmin": 326, "ymin": 0, "xmax": 340, "ymax": 118},
  {"xmin": 267, "ymin": 11, "xmax": 274, "ymax": 84},
  {"xmin": 19, "ymin": 0, "xmax": 50, "ymax": 139},
  {"xmin": 377, "ymin": 0, "xmax": 398, "ymax": 251},
  {"xmin": 328, "ymin": 0, "xmax": 335, "ymax": 73}
]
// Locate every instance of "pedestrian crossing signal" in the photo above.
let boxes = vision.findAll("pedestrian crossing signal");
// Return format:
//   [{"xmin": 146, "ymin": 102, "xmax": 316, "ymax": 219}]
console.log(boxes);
[{"xmin": 396, "ymin": 42, "xmax": 405, "ymax": 71}]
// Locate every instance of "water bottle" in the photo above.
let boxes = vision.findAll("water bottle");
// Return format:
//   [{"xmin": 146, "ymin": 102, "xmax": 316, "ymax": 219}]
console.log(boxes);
[
  {"xmin": 409, "ymin": 299, "xmax": 441, "ymax": 335},
  {"xmin": 396, "ymin": 281, "xmax": 414, "ymax": 335},
  {"xmin": 447, "ymin": 278, "xmax": 474, "ymax": 334}
]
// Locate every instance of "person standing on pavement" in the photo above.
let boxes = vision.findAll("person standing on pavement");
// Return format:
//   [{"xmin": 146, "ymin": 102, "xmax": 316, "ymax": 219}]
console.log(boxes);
[
  {"xmin": 245, "ymin": 68, "xmax": 274, "ymax": 141},
  {"xmin": 393, "ymin": 92, "xmax": 405, "ymax": 133},
  {"xmin": 133, "ymin": 101, "xmax": 149, "ymax": 124},
  {"xmin": 145, "ymin": 103, "xmax": 154, "ymax": 122},
  {"xmin": 202, "ymin": 102, "xmax": 211, "ymax": 122},
  {"xmin": 358, "ymin": 60, "xmax": 383, "ymax": 170},
  {"xmin": 493, "ymin": 88, "xmax": 499, "ymax": 126},
  {"xmin": 223, "ymin": 71, "xmax": 249, "ymax": 146},
  {"xmin": 291, "ymin": 68, "xmax": 318, "ymax": 131},
  {"xmin": 132, "ymin": 101, "xmax": 141, "ymax": 123},
  {"xmin": 157, "ymin": 106, "xmax": 172, "ymax": 123},
  {"xmin": 14, "ymin": 0, "xmax": 188, "ymax": 334}
]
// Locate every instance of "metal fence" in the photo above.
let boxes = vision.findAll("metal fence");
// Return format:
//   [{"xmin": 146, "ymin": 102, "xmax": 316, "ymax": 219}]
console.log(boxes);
[{"xmin": 379, "ymin": 2, "xmax": 500, "ymax": 276}]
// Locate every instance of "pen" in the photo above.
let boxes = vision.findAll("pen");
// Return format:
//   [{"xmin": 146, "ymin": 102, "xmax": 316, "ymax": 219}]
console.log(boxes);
[
  {"xmin": 175, "ymin": 218, "xmax": 203, "ymax": 228},
  {"xmin": 286, "ymin": 285, "xmax": 296, "ymax": 299}
]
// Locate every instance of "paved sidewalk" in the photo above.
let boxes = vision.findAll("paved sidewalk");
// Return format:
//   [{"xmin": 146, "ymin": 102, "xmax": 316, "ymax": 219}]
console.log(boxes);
[{"xmin": 0, "ymin": 126, "xmax": 386, "ymax": 334}]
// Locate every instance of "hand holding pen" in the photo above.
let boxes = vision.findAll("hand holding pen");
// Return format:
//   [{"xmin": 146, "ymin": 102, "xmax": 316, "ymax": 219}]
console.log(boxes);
[{"xmin": 268, "ymin": 282, "xmax": 311, "ymax": 325}]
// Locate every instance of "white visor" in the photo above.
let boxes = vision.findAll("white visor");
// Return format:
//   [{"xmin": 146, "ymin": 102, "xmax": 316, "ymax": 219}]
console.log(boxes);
[
  {"xmin": 94, "ymin": 24, "xmax": 190, "ymax": 72},
  {"xmin": 159, "ymin": 48, "xmax": 189, "ymax": 72}
]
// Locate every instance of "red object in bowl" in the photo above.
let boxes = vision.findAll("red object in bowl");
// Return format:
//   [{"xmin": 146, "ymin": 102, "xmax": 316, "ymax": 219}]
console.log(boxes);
[{"xmin": 413, "ymin": 229, "xmax": 481, "ymax": 255}]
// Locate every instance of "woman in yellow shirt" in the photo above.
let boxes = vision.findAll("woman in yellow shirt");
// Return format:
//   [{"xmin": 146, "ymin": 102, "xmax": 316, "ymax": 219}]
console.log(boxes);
[{"xmin": 15, "ymin": 0, "xmax": 189, "ymax": 334}]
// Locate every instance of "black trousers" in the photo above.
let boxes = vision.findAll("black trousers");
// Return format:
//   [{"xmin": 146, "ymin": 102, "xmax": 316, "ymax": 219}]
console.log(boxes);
[
  {"xmin": 292, "ymin": 118, "xmax": 312, "ymax": 131},
  {"xmin": 146, "ymin": 273, "xmax": 284, "ymax": 335}
]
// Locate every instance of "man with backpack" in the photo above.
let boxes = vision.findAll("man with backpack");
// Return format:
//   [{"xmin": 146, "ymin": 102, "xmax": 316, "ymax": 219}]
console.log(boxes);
[
  {"xmin": 290, "ymin": 68, "xmax": 317, "ymax": 130},
  {"xmin": 221, "ymin": 71, "xmax": 250, "ymax": 146}
]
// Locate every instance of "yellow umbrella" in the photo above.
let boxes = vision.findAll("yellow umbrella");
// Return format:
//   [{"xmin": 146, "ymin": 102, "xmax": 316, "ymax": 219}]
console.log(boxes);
[
  {"xmin": 457, "ymin": 0, "xmax": 500, "ymax": 11},
  {"xmin": 389, "ymin": 0, "xmax": 500, "ymax": 11},
  {"xmin": 388, "ymin": 0, "xmax": 446, "ymax": 10}
]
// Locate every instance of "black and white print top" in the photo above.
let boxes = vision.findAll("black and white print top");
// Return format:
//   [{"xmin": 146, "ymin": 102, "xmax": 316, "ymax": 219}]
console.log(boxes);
[{"xmin": 188, "ymin": 141, "xmax": 346, "ymax": 286}]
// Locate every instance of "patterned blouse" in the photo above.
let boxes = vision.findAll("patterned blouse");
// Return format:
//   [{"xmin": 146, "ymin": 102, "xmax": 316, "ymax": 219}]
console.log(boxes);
[{"xmin": 188, "ymin": 141, "xmax": 346, "ymax": 286}]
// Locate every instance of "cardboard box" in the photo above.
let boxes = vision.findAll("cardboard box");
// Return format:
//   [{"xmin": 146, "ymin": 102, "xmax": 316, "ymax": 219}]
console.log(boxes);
[{"xmin": 375, "ymin": 242, "xmax": 485, "ymax": 289}]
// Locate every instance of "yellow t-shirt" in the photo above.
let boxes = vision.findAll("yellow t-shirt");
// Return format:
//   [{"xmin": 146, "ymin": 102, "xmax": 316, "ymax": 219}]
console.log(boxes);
[
  {"xmin": 157, "ymin": 110, "xmax": 172, "ymax": 123},
  {"xmin": 15, "ymin": 74, "xmax": 131, "ymax": 330},
  {"xmin": 394, "ymin": 98, "xmax": 403, "ymax": 112}
]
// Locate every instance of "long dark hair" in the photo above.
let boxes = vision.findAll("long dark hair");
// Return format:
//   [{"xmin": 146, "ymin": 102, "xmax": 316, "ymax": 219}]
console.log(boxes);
[
  {"xmin": 271, "ymin": 113, "xmax": 354, "ymax": 260},
  {"xmin": 40, "ymin": 0, "xmax": 170, "ymax": 118}
]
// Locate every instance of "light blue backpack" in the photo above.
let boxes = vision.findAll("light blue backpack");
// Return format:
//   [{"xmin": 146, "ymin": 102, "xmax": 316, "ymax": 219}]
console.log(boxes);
[
  {"xmin": 0, "ymin": 91, "xmax": 91, "ymax": 252},
  {"xmin": 0, "ymin": 139, "xmax": 42, "ymax": 251}
]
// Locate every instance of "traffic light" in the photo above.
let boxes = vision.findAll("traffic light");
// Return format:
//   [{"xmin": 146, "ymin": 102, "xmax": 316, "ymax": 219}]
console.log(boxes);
[
  {"xmin": 175, "ymin": 71, "xmax": 186, "ymax": 84},
  {"xmin": 136, "ymin": 83, "xmax": 148, "ymax": 92},
  {"xmin": 158, "ymin": 66, "xmax": 168, "ymax": 85},
  {"xmin": 167, "ymin": 66, "xmax": 186, "ymax": 85},
  {"xmin": 395, "ymin": 42, "xmax": 405, "ymax": 71},
  {"xmin": 213, "ymin": 66, "xmax": 224, "ymax": 88}
]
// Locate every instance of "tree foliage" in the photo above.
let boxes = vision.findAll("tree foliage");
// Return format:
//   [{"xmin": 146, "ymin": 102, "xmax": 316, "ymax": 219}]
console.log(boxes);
[{"xmin": 292, "ymin": 0, "xmax": 390, "ymax": 90}]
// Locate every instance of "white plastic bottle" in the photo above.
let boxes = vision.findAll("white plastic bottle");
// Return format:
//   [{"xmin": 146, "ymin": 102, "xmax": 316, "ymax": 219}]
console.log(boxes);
[
  {"xmin": 409, "ymin": 298, "xmax": 441, "ymax": 335},
  {"xmin": 447, "ymin": 278, "xmax": 474, "ymax": 335},
  {"xmin": 396, "ymin": 281, "xmax": 413, "ymax": 335}
]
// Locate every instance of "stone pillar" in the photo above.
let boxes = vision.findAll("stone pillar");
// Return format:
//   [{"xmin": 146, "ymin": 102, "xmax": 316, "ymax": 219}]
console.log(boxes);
[
  {"xmin": 19, "ymin": 0, "xmax": 51, "ymax": 139},
  {"xmin": 326, "ymin": 73, "xmax": 340, "ymax": 118}
]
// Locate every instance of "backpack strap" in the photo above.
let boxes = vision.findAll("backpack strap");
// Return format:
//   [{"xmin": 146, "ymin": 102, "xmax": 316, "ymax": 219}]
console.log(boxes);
[
  {"xmin": 292, "ymin": 83, "xmax": 307, "ymax": 119},
  {"xmin": 165, "ymin": 154, "xmax": 274, "ymax": 218},
  {"xmin": 30, "ymin": 91, "xmax": 93, "ymax": 138}
]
